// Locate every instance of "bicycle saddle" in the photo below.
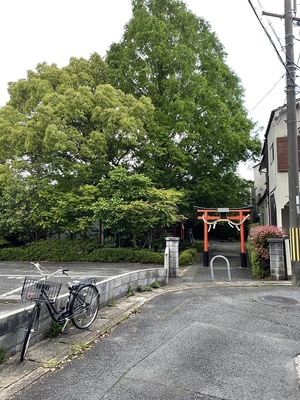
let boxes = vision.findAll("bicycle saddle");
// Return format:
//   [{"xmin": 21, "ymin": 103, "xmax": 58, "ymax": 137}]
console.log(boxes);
[{"xmin": 67, "ymin": 278, "xmax": 97, "ymax": 290}]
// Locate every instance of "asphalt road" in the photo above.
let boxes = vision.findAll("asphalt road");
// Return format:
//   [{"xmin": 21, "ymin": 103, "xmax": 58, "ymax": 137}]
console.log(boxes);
[{"xmin": 10, "ymin": 284, "xmax": 300, "ymax": 400}]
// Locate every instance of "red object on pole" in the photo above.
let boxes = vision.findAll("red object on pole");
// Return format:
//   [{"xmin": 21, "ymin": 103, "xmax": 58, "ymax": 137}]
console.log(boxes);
[
  {"xmin": 239, "ymin": 210, "xmax": 245, "ymax": 253},
  {"xmin": 204, "ymin": 211, "xmax": 209, "ymax": 252}
]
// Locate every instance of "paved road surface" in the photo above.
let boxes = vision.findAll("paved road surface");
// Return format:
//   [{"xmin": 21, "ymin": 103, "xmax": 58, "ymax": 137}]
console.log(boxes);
[
  {"xmin": 0, "ymin": 239, "xmax": 300, "ymax": 400},
  {"xmin": 6, "ymin": 240, "xmax": 300, "ymax": 400},
  {"xmin": 10, "ymin": 284, "xmax": 300, "ymax": 400}
]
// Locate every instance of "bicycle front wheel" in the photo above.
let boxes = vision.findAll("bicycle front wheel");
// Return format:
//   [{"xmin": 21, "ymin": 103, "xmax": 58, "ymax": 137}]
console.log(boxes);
[
  {"xmin": 20, "ymin": 305, "xmax": 39, "ymax": 362},
  {"xmin": 70, "ymin": 284, "xmax": 99, "ymax": 330}
]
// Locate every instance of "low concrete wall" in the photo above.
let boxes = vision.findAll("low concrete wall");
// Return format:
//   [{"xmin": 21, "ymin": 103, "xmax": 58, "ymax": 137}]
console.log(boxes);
[{"xmin": 0, "ymin": 267, "xmax": 168, "ymax": 357}]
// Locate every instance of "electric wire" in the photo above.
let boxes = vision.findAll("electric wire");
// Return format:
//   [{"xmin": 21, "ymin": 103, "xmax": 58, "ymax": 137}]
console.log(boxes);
[
  {"xmin": 249, "ymin": 74, "xmax": 286, "ymax": 114},
  {"xmin": 248, "ymin": 0, "xmax": 295, "ymax": 85},
  {"xmin": 257, "ymin": 0, "xmax": 285, "ymax": 53},
  {"xmin": 248, "ymin": 0, "xmax": 285, "ymax": 68}
]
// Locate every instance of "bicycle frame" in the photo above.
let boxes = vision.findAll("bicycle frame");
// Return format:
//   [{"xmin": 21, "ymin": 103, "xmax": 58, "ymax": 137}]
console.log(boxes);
[
  {"xmin": 20, "ymin": 263, "xmax": 100, "ymax": 361},
  {"xmin": 41, "ymin": 282, "xmax": 99, "ymax": 333},
  {"xmin": 33, "ymin": 284, "xmax": 74, "ymax": 333}
]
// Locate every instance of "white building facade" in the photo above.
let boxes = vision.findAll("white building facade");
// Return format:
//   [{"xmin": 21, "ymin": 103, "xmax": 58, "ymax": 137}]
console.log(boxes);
[{"xmin": 254, "ymin": 102, "xmax": 300, "ymax": 232}]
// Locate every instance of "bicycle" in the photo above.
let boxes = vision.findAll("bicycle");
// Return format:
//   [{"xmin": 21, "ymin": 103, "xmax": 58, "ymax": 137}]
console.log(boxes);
[{"xmin": 20, "ymin": 261, "xmax": 100, "ymax": 362}]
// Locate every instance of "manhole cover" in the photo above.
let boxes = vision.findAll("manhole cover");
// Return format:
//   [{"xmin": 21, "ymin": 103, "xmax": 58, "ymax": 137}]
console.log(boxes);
[{"xmin": 259, "ymin": 295, "xmax": 298, "ymax": 306}]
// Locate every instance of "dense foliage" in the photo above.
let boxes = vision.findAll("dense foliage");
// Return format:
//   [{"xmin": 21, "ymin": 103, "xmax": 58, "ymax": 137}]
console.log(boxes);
[
  {"xmin": 248, "ymin": 225, "xmax": 285, "ymax": 260},
  {"xmin": 178, "ymin": 247, "xmax": 198, "ymax": 266},
  {"xmin": 0, "ymin": 0, "xmax": 261, "ymax": 249},
  {"xmin": 0, "ymin": 238, "xmax": 165, "ymax": 263},
  {"xmin": 0, "ymin": 237, "xmax": 200, "ymax": 266},
  {"xmin": 247, "ymin": 225, "xmax": 286, "ymax": 278},
  {"xmin": 106, "ymin": 0, "xmax": 261, "ymax": 208}
]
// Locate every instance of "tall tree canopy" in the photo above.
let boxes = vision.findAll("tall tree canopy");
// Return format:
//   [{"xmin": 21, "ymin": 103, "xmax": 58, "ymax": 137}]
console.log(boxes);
[
  {"xmin": 106, "ymin": 0, "xmax": 261, "ymax": 206},
  {"xmin": 0, "ymin": 53, "xmax": 154, "ymax": 189},
  {"xmin": 0, "ymin": 54, "xmax": 161, "ymax": 241},
  {"xmin": 0, "ymin": 0, "xmax": 262, "ymax": 243}
]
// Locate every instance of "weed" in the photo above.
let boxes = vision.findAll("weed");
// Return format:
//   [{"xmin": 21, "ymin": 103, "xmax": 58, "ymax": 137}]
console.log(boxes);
[
  {"xmin": 132, "ymin": 322, "xmax": 138, "ymax": 334},
  {"xmin": 108, "ymin": 299, "xmax": 116, "ymax": 307},
  {"xmin": 0, "ymin": 347, "xmax": 7, "ymax": 364},
  {"xmin": 127, "ymin": 286, "xmax": 135, "ymax": 297},
  {"xmin": 72, "ymin": 342, "xmax": 91, "ymax": 358},
  {"xmin": 137, "ymin": 285, "xmax": 153, "ymax": 292},
  {"xmin": 150, "ymin": 281, "xmax": 160, "ymax": 289},
  {"xmin": 41, "ymin": 360, "xmax": 62, "ymax": 369},
  {"xmin": 46, "ymin": 322, "xmax": 64, "ymax": 338}
]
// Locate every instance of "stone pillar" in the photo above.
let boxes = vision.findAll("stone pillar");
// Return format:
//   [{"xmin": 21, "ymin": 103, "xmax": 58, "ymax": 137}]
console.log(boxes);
[
  {"xmin": 165, "ymin": 237, "xmax": 180, "ymax": 277},
  {"xmin": 268, "ymin": 238, "xmax": 287, "ymax": 280},
  {"xmin": 283, "ymin": 235, "xmax": 292, "ymax": 279}
]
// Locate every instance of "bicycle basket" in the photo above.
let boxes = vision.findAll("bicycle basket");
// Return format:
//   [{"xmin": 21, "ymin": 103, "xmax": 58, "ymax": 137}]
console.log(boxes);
[{"xmin": 21, "ymin": 277, "xmax": 62, "ymax": 303}]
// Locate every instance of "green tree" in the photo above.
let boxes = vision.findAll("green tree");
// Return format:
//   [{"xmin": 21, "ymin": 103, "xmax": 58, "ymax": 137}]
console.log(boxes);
[
  {"xmin": 92, "ymin": 167, "xmax": 184, "ymax": 248},
  {"xmin": 0, "ymin": 54, "xmax": 156, "ymax": 241},
  {"xmin": 0, "ymin": 54, "xmax": 154, "ymax": 189},
  {"xmin": 0, "ymin": 165, "xmax": 53, "ymax": 241},
  {"xmin": 106, "ymin": 0, "xmax": 261, "ymax": 204}
]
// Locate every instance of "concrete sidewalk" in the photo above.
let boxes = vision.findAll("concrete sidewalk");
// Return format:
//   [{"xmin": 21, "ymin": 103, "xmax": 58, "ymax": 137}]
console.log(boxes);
[{"xmin": 0, "ymin": 240, "xmax": 293, "ymax": 399}]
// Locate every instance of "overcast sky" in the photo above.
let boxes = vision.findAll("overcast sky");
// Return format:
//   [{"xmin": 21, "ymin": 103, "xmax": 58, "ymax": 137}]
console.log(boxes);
[{"xmin": 0, "ymin": 1, "xmax": 297, "ymax": 178}]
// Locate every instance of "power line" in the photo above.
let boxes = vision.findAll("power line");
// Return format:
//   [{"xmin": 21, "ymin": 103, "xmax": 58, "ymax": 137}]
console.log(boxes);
[
  {"xmin": 257, "ymin": 0, "xmax": 286, "ymax": 53},
  {"xmin": 248, "ymin": 0, "xmax": 296, "ymax": 85},
  {"xmin": 248, "ymin": 0, "xmax": 286, "ymax": 69},
  {"xmin": 249, "ymin": 74, "xmax": 286, "ymax": 114}
]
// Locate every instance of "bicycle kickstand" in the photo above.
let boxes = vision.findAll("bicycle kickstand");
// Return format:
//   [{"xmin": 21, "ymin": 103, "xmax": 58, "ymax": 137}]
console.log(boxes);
[{"xmin": 61, "ymin": 318, "xmax": 70, "ymax": 334}]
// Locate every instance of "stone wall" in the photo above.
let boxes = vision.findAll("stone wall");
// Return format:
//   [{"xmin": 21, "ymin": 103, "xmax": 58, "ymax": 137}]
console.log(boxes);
[
  {"xmin": 0, "ymin": 267, "xmax": 168, "ymax": 357},
  {"xmin": 268, "ymin": 238, "xmax": 287, "ymax": 280}
]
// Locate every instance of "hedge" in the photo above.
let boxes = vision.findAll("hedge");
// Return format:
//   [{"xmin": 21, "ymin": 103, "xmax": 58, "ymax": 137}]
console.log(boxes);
[
  {"xmin": 247, "ymin": 225, "xmax": 285, "ymax": 278},
  {"xmin": 0, "ymin": 238, "xmax": 164, "ymax": 264},
  {"xmin": 0, "ymin": 238, "xmax": 202, "ymax": 266}
]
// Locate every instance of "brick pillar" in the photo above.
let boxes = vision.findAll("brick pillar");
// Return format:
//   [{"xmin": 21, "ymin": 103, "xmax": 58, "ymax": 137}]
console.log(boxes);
[
  {"xmin": 268, "ymin": 238, "xmax": 287, "ymax": 280},
  {"xmin": 165, "ymin": 237, "xmax": 180, "ymax": 277}
]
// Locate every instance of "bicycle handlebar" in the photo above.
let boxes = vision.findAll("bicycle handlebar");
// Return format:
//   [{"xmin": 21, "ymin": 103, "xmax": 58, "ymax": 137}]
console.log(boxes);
[{"xmin": 30, "ymin": 262, "xmax": 69, "ymax": 277}]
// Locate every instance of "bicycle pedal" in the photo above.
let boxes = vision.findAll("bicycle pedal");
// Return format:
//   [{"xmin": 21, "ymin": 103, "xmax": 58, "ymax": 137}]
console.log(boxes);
[{"xmin": 61, "ymin": 329, "xmax": 69, "ymax": 334}]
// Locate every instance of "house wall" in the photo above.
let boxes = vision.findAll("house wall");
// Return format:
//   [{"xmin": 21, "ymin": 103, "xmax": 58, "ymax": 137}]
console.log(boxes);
[
  {"xmin": 267, "ymin": 110, "xmax": 289, "ymax": 229},
  {"xmin": 255, "ymin": 104, "xmax": 300, "ymax": 231},
  {"xmin": 253, "ymin": 164, "xmax": 268, "ymax": 225}
]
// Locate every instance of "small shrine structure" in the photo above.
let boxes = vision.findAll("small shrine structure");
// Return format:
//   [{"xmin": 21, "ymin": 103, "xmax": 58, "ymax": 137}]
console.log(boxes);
[{"xmin": 194, "ymin": 206, "xmax": 252, "ymax": 268}]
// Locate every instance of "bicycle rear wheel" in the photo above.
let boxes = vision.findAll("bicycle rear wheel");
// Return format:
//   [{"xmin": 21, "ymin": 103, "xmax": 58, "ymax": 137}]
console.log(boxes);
[
  {"xmin": 70, "ymin": 284, "xmax": 99, "ymax": 329},
  {"xmin": 20, "ymin": 305, "xmax": 39, "ymax": 362}
]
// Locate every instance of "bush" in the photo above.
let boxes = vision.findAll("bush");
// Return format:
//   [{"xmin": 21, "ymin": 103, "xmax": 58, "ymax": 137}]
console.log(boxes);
[
  {"xmin": 247, "ymin": 225, "xmax": 285, "ymax": 278},
  {"xmin": 0, "ymin": 247, "xmax": 26, "ymax": 260},
  {"xmin": 193, "ymin": 241, "xmax": 204, "ymax": 253},
  {"xmin": 179, "ymin": 241, "xmax": 203, "ymax": 253},
  {"xmin": 248, "ymin": 225, "xmax": 285, "ymax": 260},
  {"xmin": 0, "ymin": 238, "xmax": 101, "ymax": 261},
  {"xmin": 0, "ymin": 237, "xmax": 10, "ymax": 248},
  {"xmin": 0, "ymin": 239, "xmax": 164, "ymax": 264},
  {"xmin": 87, "ymin": 248, "xmax": 164, "ymax": 264},
  {"xmin": 247, "ymin": 242, "xmax": 267, "ymax": 279},
  {"xmin": 179, "ymin": 248, "xmax": 198, "ymax": 266}
]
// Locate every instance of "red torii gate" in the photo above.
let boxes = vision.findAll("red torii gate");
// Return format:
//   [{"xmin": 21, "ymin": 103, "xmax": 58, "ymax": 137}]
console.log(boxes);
[{"xmin": 194, "ymin": 206, "xmax": 252, "ymax": 268}]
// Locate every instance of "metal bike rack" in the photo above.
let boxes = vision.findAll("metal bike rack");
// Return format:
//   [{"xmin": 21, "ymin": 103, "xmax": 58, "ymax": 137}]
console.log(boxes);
[{"xmin": 210, "ymin": 255, "xmax": 232, "ymax": 282}]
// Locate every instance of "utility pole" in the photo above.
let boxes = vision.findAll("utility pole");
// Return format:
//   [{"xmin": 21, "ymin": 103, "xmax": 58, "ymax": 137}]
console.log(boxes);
[
  {"xmin": 263, "ymin": 0, "xmax": 300, "ymax": 285},
  {"xmin": 284, "ymin": 0, "xmax": 300, "ymax": 285}
]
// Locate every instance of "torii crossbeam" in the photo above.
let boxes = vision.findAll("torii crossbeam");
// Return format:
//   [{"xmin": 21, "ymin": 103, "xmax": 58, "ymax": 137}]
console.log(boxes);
[{"xmin": 194, "ymin": 206, "xmax": 252, "ymax": 268}]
